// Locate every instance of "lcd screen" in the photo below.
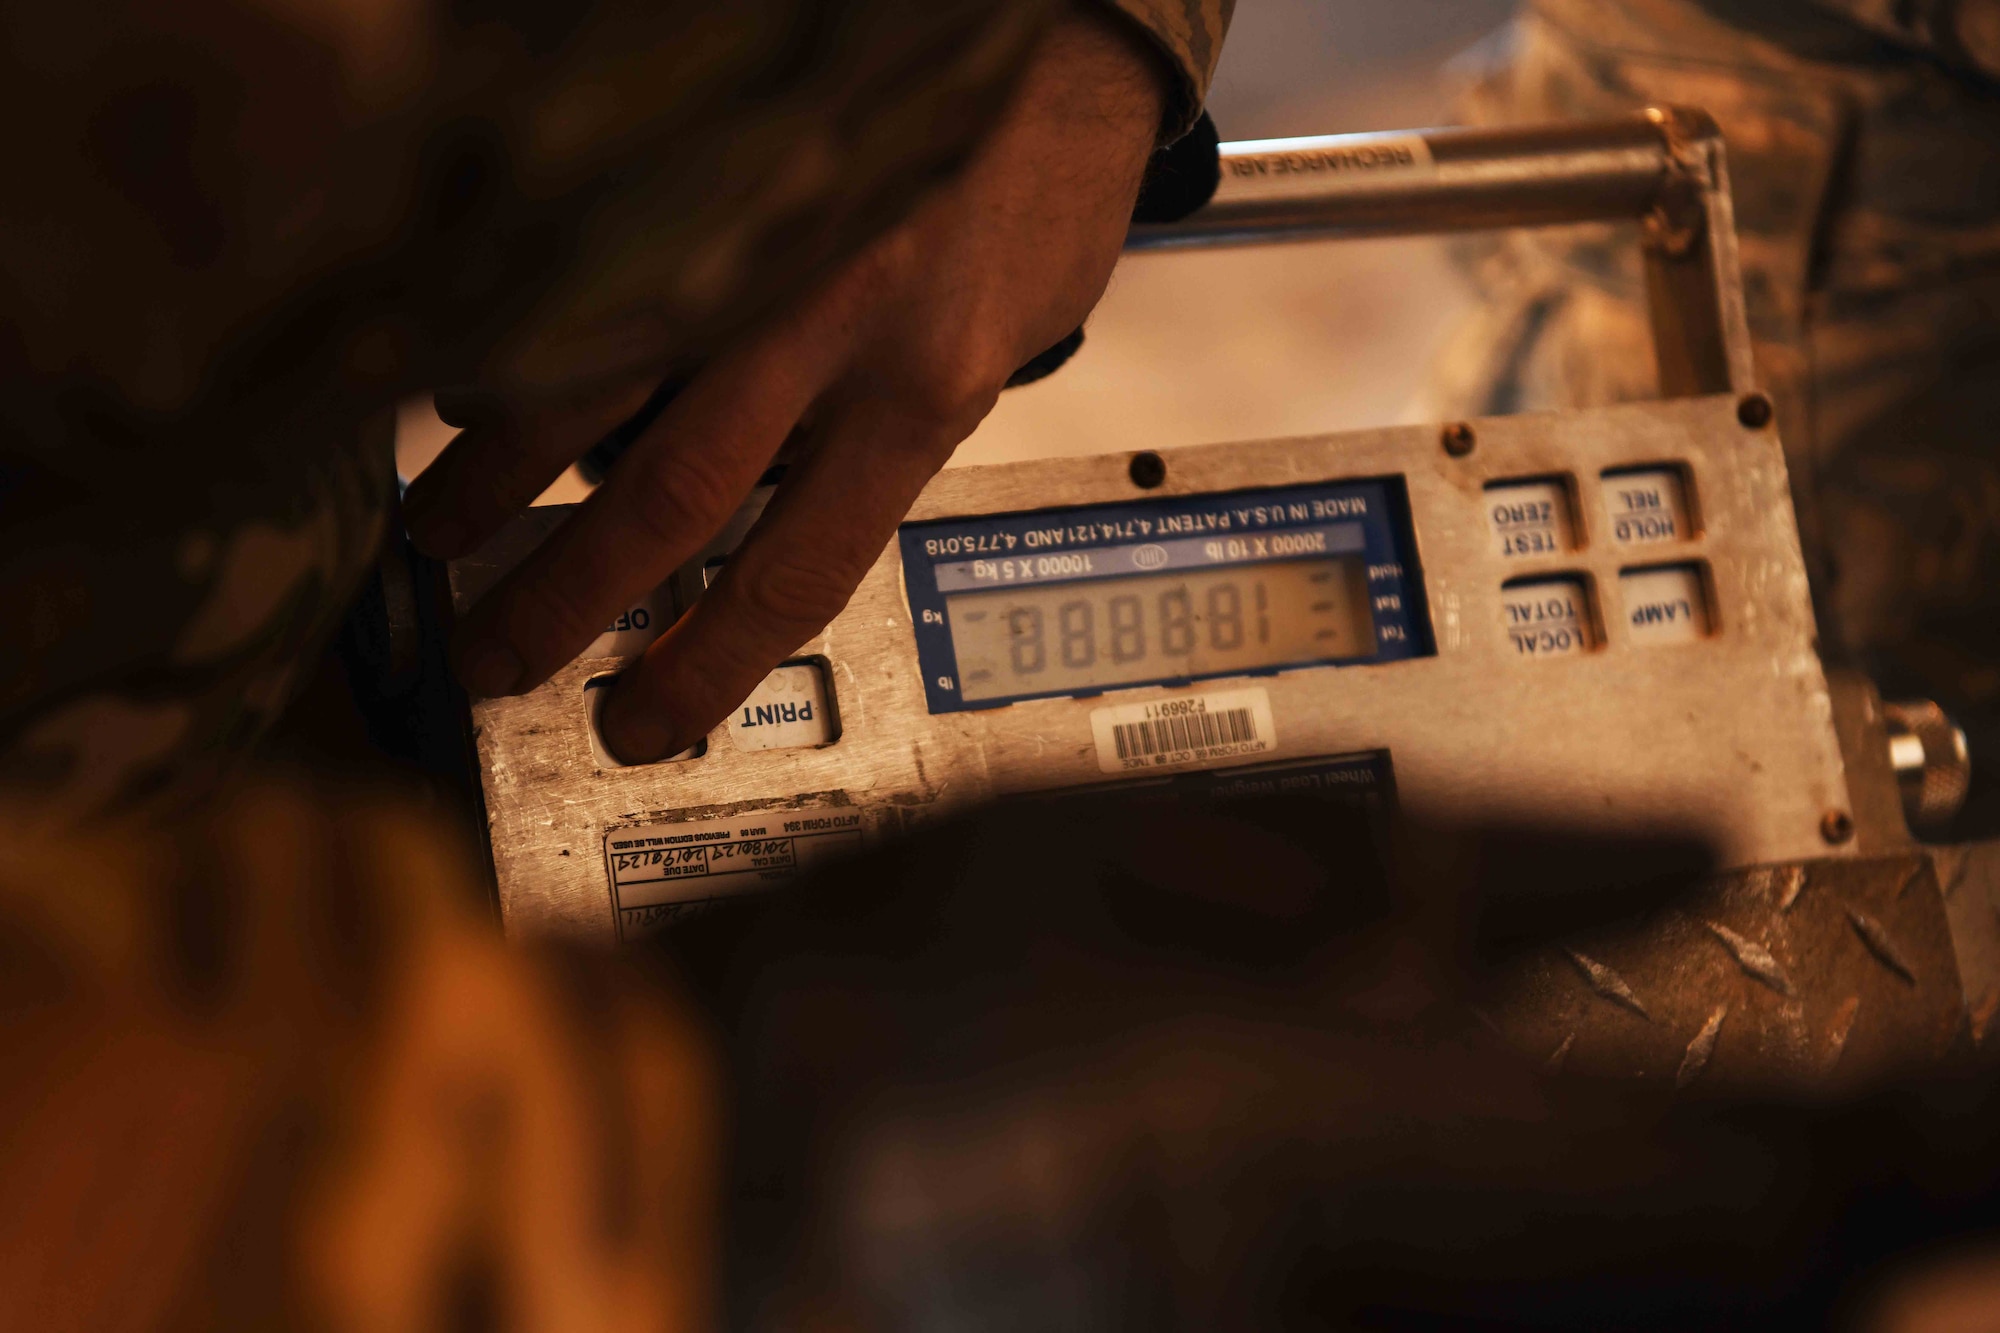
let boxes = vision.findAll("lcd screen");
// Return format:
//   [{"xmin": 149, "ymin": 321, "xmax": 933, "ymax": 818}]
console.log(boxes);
[{"xmin": 946, "ymin": 557, "xmax": 1375, "ymax": 702}]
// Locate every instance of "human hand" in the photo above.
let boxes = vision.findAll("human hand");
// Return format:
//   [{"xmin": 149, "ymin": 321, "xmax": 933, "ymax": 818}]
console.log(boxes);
[{"xmin": 402, "ymin": 4, "xmax": 1168, "ymax": 763}]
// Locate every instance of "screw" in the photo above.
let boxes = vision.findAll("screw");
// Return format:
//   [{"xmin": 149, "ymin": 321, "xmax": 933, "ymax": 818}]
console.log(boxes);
[
  {"xmin": 1442, "ymin": 422, "xmax": 1476, "ymax": 457},
  {"xmin": 1129, "ymin": 451, "xmax": 1166, "ymax": 489},
  {"xmin": 1820, "ymin": 809, "xmax": 1855, "ymax": 845},
  {"xmin": 1737, "ymin": 392, "xmax": 1774, "ymax": 430}
]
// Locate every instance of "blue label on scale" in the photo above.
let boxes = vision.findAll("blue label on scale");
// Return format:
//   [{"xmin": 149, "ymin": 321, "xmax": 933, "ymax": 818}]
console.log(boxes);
[{"xmin": 899, "ymin": 477, "xmax": 1432, "ymax": 713}]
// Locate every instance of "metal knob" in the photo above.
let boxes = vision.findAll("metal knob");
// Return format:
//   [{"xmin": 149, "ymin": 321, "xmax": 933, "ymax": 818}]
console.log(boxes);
[{"xmin": 1883, "ymin": 699, "xmax": 1971, "ymax": 829}]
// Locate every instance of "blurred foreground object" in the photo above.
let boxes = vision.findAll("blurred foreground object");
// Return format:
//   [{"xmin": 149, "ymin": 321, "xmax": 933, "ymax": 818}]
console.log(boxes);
[
  {"xmin": 9, "ymin": 778, "xmax": 2000, "ymax": 1329},
  {"xmin": 693, "ymin": 796, "xmax": 2000, "ymax": 1331},
  {"xmin": 0, "ymin": 780, "xmax": 716, "ymax": 1330}
]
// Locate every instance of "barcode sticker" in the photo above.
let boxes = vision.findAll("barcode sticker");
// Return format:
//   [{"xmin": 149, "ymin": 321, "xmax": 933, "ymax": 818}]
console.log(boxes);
[{"xmin": 1089, "ymin": 688, "xmax": 1276, "ymax": 775}]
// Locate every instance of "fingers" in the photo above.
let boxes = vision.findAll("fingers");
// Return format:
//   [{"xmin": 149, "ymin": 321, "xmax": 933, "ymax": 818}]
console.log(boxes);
[
  {"xmin": 448, "ymin": 331, "xmax": 847, "ymax": 701},
  {"xmin": 430, "ymin": 388, "xmax": 504, "ymax": 430},
  {"xmin": 403, "ymin": 376, "xmax": 660, "ymax": 559},
  {"xmin": 599, "ymin": 393, "xmax": 973, "ymax": 763}
]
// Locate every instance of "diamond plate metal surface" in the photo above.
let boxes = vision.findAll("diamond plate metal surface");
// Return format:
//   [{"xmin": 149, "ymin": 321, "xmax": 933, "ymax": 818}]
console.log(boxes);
[{"xmin": 1482, "ymin": 855, "xmax": 1963, "ymax": 1093}]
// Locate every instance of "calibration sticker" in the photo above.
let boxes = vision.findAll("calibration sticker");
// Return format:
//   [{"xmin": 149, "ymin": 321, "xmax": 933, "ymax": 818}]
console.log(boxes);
[
  {"xmin": 1089, "ymin": 687, "xmax": 1276, "ymax": 775},
  {"xmin": 604, "ymin": 809, "xmax": 864, "ymax": 939}
]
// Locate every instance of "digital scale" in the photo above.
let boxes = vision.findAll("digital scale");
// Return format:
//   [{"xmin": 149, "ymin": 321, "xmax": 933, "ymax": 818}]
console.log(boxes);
[
  {"xmin": 404, "ymin": 107, "xmax": 2000, "ymax": 1097},
  {"xmin": 440, "ymin": 108, "xmax": 1940, "ymax": 946}
]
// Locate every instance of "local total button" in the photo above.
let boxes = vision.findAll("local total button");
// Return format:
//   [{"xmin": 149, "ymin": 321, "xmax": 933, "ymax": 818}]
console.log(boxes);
[
  {"xmin": 1500, "ymin": 577, "xmax": 1596, "ymax": 658},
  {"xmin": 1603, "ymin": 466, "xmax": 1693, "ymax": 545}
]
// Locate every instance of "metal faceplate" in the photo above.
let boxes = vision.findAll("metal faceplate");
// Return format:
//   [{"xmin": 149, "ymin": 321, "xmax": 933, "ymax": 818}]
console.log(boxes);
[{"xmin": 452, "ymin": 392, "xmax": 1853, "ymax": 944}]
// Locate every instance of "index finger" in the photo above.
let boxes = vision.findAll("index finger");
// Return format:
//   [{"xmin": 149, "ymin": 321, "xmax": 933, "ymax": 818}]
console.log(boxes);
[
  {"xmin": 598, "ymin": 396, "xmax": 967, "ymax": 763},
  {"xmin": 449, "ymin": 336, "xmax": 836, "ymax": 700}
]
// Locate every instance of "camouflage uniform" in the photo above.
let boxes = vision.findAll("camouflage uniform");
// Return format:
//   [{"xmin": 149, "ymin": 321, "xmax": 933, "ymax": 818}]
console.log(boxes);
[
  {"xmin": 0, "ymin": 0, "xmax": 1232, "ymax": 820},
  {"xmin": 0, "ymin": 783, "xmax": 723, "ymax": 1330},
  {"xmin": 1431, "ymin": 0, "xmax": 2000, "ymax": 824},
  {"xmin": 0, "ymin": 3, "xmax": 1233, "ymax": 1327}
]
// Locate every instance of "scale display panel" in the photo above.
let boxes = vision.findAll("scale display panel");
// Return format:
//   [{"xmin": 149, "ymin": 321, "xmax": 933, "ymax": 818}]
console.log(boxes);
[{"xmin": 899, "ymin": 478, "xmax": 1430, "ymax": 713}]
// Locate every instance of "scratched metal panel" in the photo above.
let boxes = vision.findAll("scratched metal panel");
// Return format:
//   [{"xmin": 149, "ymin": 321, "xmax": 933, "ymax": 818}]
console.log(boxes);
[
  {"xmin": 1480, "ymin": 854, "xmax": 1963, "ymax": 1093},
  {"xmin": 454, "ymin": 393, "xmax": 1854, "ymax": 944}
]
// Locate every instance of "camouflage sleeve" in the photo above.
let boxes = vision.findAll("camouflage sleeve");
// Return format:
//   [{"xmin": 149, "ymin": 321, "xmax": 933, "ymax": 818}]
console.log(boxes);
[
  {"xmin": 0, "ymin": 781, "xmax": 718, "ymax": 1330},
  {"xmin": 1098, "ymin": 0, "xmax": 1237, "ymax": 138},
  {"xmin": 0, "ymin": 0, "xmax": 1052, "ymax": 821},
  {"xmin": 1808, "ymin": 0, "xmax": 2000, "ymax": 82}
]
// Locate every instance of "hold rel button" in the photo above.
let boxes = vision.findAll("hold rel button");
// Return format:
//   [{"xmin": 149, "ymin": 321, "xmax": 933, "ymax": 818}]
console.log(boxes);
[
  {"xmin": 1603, "ymin": 465, "xmax": 1694, "ymax": 545},
  {"xmin": 1620, "ymin": 564, "xmax": 1712, "ymax": 645}
]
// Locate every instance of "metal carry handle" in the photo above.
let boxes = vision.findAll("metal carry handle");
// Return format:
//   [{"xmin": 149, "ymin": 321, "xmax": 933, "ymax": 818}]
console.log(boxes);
[{"xmin": 1127, "ymin": 108, "xmax": 1757, "ymax": 403}]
